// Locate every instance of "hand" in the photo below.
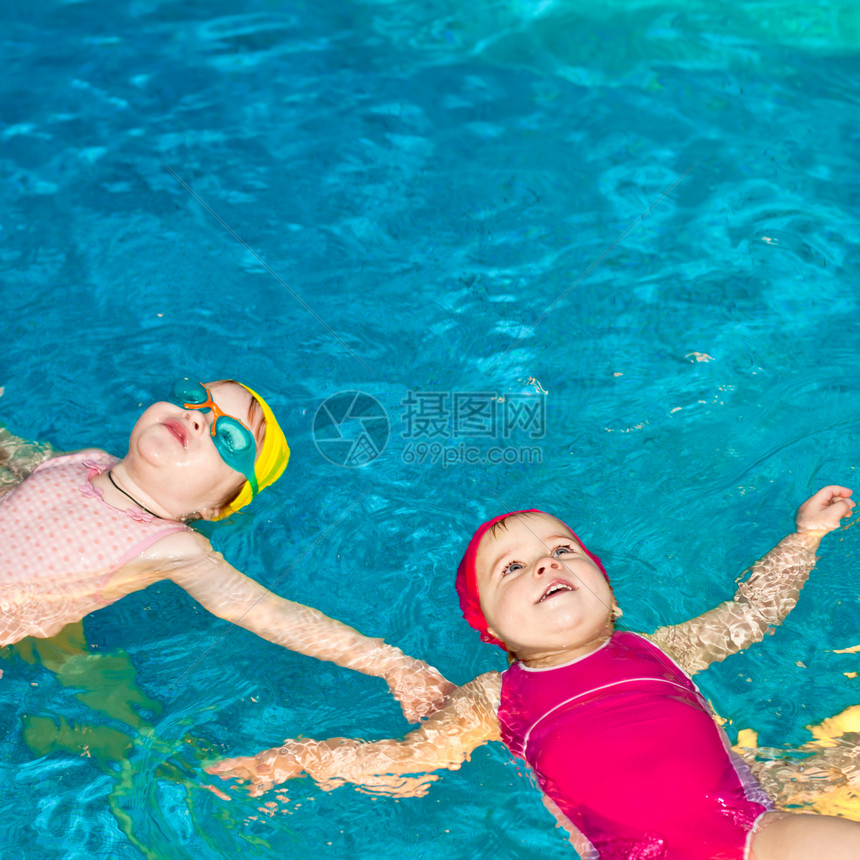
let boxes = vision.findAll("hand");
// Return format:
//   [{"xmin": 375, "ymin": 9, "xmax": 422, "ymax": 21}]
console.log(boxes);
[
  {"xmin": 206, "ymin": 746, "xmax": 304, "ymax": 797},
  {"xmin": 387, "ymin": 660, "xmax": 457, "ymax": 723},
  {"xmin": 796, "ymin": 486, "xmax": 855, "ymax": 534}
]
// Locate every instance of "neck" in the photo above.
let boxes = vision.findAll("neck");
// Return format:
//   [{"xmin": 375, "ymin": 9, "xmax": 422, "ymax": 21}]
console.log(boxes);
[
  {"xmin": 107, "ymin": 463, "xmax": 179, "ymax": 521},
  {"xmin": 517, "ymin": 626, "xmax": 614, "ymax": 669}
]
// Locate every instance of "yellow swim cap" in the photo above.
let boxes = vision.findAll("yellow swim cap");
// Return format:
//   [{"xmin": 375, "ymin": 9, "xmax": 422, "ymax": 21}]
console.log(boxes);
[{"xmin": 214, "ymin": 383, "xmax": 290, "ymax": 520}]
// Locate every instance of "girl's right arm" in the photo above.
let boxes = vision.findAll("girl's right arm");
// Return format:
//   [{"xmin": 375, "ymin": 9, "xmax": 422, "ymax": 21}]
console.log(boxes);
[
  {"xmin": 648, "ymin": 486, "xmax": 854, "ymax": 675},
  {"xmin": 206, "ymin": 672, "xmax": 502, "ymax": 797}
]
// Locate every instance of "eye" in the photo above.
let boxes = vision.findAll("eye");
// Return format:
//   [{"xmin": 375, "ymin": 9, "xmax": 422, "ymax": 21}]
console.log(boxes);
[
  {"xmin": 553, "ymin": 544, "xmax": 575, "ymax": 558},
  {"xmin": 500, "ymin": 561, "xmax": 523, "ymax": 577},
  {"xmin": 216, "ymin": 421, "xmax": 251, "ymax": 453}
]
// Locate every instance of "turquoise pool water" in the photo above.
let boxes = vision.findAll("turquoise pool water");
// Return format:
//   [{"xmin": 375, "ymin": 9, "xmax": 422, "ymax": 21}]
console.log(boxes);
[{"xmin": 1, "ymin": 0, "xmax": 859, "ymax": 857}]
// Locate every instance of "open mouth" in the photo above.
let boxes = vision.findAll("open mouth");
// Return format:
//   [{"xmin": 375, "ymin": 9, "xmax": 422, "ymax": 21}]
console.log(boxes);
[
  {"xmin": 538, "ymin": 581, "xmax": 576, "ymax": 603},
  {"xmin": 163, "ymin": 420, "xmax": 188, "ymax": 447}
]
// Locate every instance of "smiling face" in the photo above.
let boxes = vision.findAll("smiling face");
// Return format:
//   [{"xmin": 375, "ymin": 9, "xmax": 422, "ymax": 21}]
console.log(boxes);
[
  {"xmin": 474, "ymin": 513, "xmax": 615, "ymax": 666},
  {"xmin": 125, "ymin": 381, "xmax": 265, "ymax": 519}
]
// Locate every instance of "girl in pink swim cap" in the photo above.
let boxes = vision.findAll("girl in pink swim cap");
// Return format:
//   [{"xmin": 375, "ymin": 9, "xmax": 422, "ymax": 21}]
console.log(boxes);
[{"xmin": 212, "ymin": 487, "xmax": 860, "ymax": 860}]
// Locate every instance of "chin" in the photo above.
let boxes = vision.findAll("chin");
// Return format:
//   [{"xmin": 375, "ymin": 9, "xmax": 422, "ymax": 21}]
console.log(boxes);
[{"xmin": 130, "ymin": 439, "xmax": 179, "ymax": 469}]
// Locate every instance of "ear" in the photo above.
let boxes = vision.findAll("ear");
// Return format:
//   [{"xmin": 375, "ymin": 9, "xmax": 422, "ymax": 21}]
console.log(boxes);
[
  {"xmin": 485, "ymin": 624, "xmax": 502, "ymax": 642},
  {"xmin": 611, "ymin": 601, "xmax": 623, "ymax": 620}
]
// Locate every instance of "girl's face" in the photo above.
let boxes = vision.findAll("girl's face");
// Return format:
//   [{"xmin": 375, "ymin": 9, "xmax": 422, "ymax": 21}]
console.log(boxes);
[
  {"xmin": 127, "ymin": 381, "xmax": 265, "ymax": 518},
  {"xmin": 475, "ymin": 513, "xmax": 614, "ymax": 666}
]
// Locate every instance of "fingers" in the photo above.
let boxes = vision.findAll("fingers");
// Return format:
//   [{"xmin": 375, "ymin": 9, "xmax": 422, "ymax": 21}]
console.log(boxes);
[
  {"xmin": 204, "ymin": 757, "xmax": 279, "ymax": 799},
  {"xmin": 205, "ymin": 768, "xmax": 274, "ymax": 796},
  {"xmin": 400, "ymin": 703, "xmax": 419, "ymax": 723},
  {"xmin": 205, "ymin": 759, "xmax": 235, "ymax": 774},
  {"xmin": 800, "ymin": 486, "xmax": 852, "ymax": 514},
  {"xmin": 399, "ymin": 690, "xmax": 453, "ymax": 723},
  {"xmin": 392, "ymin": 682, "xmax": 456, "ymax": 723},
  {"xmin": 205, "ymin": 757, "xmax": 254, "ymax": 779},
  {"xmin": 248, "ymin": 779, "xmax": 275, "ymax": 798},
  {"xmin": 393, "ymin": 675, "xmax": 456, "ymax": 722},
  {"xmin": 418, "ymin": 683, "xmax": 457, "ymax": 719},
  {"xmin": 813, "ymin": 485, "xmax": 853, "ymax": 504},
  {"xmin": 205, "ymin": 752, "xmax": 293, "ymax": 797},
  {"xmin": 799, "ymin": 486, "xmax": 853, "ymax": 512},
  {"xmin": 796, "ymin": 486, "xmax": 856, "ymax": 532}
]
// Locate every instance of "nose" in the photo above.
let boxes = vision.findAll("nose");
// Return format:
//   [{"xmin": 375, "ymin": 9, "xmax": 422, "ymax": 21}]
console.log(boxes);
[
  {"xmin": 534, "ymin": 556, "xmax": 561, "ymax": 577},
  {"xmin": 182, "ymin": 409, "xmax": 204, "ymax": 434}
]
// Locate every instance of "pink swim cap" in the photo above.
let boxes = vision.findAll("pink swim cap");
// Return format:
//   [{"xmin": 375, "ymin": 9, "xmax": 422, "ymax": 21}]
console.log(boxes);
[{"xmin": 455, "ymin": 510, "xmax": 608, "ymax": 648}]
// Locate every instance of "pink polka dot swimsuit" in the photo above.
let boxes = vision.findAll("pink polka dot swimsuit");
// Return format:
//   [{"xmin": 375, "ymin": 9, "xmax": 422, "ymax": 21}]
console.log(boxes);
[
  {"xmin": 498, "ymin": 632, "xmax": 771, "ymax": 860},
  {"xmin": 0, "ymin": 451, "xmax": 188, "ymax": 644}
]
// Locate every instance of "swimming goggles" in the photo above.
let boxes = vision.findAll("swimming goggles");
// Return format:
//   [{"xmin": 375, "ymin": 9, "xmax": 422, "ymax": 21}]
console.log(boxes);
[{"xmin": 168, "ymin": 379, "xmax": 259, "ymax": 496}]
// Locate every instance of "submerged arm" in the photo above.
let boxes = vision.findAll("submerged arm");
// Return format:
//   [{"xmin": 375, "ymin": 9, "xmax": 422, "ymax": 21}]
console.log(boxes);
[
  {"xmin": 0, "ymin": 425, "xmax": 59, "ymax": 495},
  {"xmin": 648, "ymin": 486, "xmax": 854, "ymax": 675},
  {"xmin": 207, "ymin": 672, "xmax": 502, "ymax": 797},
  {"xmin": 161, "ymin": 535, "xmax": 454, "ymax": 721}
]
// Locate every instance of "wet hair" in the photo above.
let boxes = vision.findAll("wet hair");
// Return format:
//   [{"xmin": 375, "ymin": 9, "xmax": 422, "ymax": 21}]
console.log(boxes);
[
  {"xmin": 485, "ymin": 512, "xmax": 527, "ymax": 541},
  {"xmin": 213, "ymin": 476, "xmax": 246, "ymax": 516}
]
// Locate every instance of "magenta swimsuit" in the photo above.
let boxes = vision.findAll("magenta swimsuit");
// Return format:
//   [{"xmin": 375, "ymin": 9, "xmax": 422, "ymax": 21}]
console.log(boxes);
[{"xmin": 498, "ymin": 631, "xmax": 771, "ymax": 860}]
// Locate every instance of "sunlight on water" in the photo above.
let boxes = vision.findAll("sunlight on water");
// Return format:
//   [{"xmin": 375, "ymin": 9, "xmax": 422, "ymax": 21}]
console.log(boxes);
[{"xmin": 1, "ymin": 0, "xmax": 858, "ymax": 857}]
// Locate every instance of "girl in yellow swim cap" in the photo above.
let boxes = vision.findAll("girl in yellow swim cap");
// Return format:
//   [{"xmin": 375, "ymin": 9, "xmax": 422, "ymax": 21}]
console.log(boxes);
[{"xmin": 0, "ymin": 378, "xmax": 451, "ymax": 723}]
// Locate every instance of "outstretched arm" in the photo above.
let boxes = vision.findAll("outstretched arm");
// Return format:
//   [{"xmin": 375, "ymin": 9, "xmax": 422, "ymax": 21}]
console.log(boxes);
[
  {"xmin": 0, "ymin": 425, "xmax": 58, "ymax": 496},
  {"xmin": 647, "ymin": 486, "xmax": 854, "ymax": 676},
  {"xmin": 206, "ymin": 672, "xmax": 502, "ymax": 797},
  {"xmin": 159, "ymin": 534, "xmax": 455, "ymax": 721}
]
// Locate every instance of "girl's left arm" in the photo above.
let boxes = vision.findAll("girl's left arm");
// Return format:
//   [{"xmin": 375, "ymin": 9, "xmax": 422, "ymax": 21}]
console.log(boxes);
[
  {"xmin": 647, "ymin": 486, "xmax": 854, "ymax": 676},
  {"xmin": 162, "ymin": 534, "xmax": 454, "ymax": 721}
]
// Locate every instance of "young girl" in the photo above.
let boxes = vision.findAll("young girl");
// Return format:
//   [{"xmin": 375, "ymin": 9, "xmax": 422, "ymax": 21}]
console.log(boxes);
[
  {"xmin": 0, "ymin": 378, "xmax": 450, "ymax": 721},
  {"xmin": 210, "ymin": 486, "xmax": 860, "ymax": 859}
]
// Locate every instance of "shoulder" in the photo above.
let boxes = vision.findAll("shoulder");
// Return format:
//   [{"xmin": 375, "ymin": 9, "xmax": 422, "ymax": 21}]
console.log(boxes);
[
  {"xmin": 77, "ymin": 448, "xmax": 111, "ymax": 459},
  {"xmin": 36, "ymin": 448, "xmax": 114, "ymax": 470},
  {"xmin": 138, "ymin": 528, "xmax": 212, "ymax": 563},
  {"xmin": 640, "ymin": 627, "xmax": 699, "ymax": 676},
  {"xmin": 463, "ymin": 671, "xmax": 502, "ymax": 707},
  {"xmin": 35, "ymin": 447, "xmax": 104, "ymax": 463},
  {"xmin": 64, "ymin": 448, "xmax": 112, "ymax": 460},
  {"xmin": 437, "ymin": 672, "xmax": 501, "ymax": 737},
  {"xmin": 637, "ymin": 629, "xmax": 669, "ymax": 654}
]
